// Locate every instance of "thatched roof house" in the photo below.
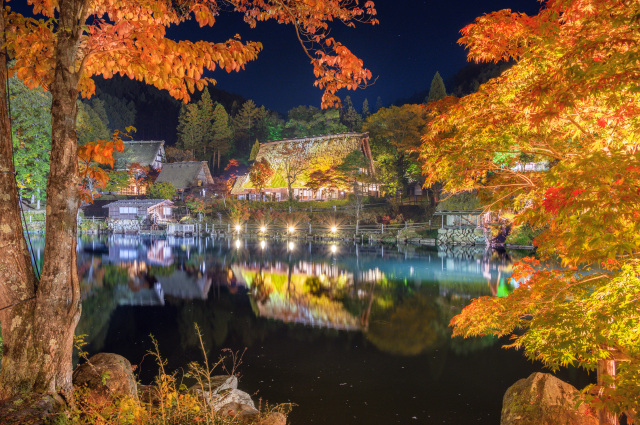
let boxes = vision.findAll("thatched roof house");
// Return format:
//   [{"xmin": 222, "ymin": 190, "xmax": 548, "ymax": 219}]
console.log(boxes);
[
  {"xmin": 154, "ymin": 161, "xmax": 214, "ymax": 191},
  {"xmin": 114, "ymin": 141, "xmax": 165, "ymax": 171},
  {"xmin": 231, "ymin": 132, "xmax": 375, "ymax": 201}
]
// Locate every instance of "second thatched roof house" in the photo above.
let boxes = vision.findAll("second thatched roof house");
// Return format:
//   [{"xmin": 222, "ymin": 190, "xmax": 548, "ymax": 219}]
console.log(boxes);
[
  {"xmin": 114, "ymin": 141, "xmax": 165, "ymax": 171},
  {"xmin": 231, "ymin": 132, "xmax": 376, "ymax": 201},
  {"xmin": 154, "ymin": 161, "xmax": 214, "ymax": 193}
]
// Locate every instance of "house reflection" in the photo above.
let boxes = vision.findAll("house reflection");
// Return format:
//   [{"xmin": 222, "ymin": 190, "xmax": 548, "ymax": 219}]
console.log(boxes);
[
  {"xmin": 230, "ymin": 260, "xmax": 377, "ymax": 331},
  {"xmin": 82, "ymin": 236, "xmax": 212, "ymax": 306}
]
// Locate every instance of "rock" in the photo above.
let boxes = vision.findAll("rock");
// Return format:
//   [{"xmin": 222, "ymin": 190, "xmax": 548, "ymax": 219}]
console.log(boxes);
[
  {"xmin": 210, "ymin": 388, "xmax": 256, "ymax": 412},
  {"xmin": 501, "ymin": 372, "xmax": 597, "ymax": 425},
  {"xmin": 218, "ymin": 401, "xmax": 260, "ymax": 424},
  {"xmin": 0, "ymin": 393, "xmax": 63, "ymax": 425},
  {"xmin": 256, "ymin": 412, "xmax": 287, "ymax": 425},
  {"xmin": 190, "ymin": 375, "xmax": 238, "ymax": 395},
  {"xmin": 73, "ymin": 353, "xmax": 138, "ymax": 398}
]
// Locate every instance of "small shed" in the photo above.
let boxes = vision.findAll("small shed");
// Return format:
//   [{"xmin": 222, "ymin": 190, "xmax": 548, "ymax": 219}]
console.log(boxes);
[
  {"xmin": 154, "ymin": 161, "xmax": 214, "ymax": 192},
  {"xmin": 103, "ymin": 199, "xmax": 175, "ymax": 223}
]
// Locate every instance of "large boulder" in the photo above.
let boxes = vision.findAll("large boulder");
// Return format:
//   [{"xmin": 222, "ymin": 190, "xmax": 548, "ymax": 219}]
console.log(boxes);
[
  {"xmin": 501, "ymin": 372, "xmax": 597, "ymax": 425},
  {"xmin": 73, "ymin": 353, "xmax": 138, "ymax": 398}
]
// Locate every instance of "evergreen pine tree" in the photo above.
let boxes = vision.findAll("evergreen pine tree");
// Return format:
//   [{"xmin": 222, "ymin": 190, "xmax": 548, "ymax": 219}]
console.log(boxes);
[
  {"xmin": 249, "ymin": 139, "xmax": 260, "ymax": 161},
  {"xmin": 197, "ymin": 88, "xmax": 215, "ymax": 159},
  {"xmin": 375, "ymin": 96, "xmax": 383, "ymax": 112},
  {"xmin": 426, "ymin": 71, "xmax": 447, "ymax": 103},
  {"xmin": 177, "ymin": 102, "xmax": 204, "ymax": 152},
  {"xmin": 362, "ymin": 98, "xmax": 370, "ymax": 118},
  {"xmin": 340, "ymin": 95, "xmax": 362, "ymax": 131},
  {"xmin": 210, "ymin": 102, "xmax": 233, "ymax": 173},
  {"xmin": 233, "ymin": 99, "xmax": 260, "ymax": 157}
]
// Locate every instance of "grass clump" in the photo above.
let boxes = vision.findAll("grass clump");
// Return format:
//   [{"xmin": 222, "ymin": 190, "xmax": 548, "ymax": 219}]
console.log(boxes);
[{"xmin": 66, "ymin": 325, "xmax": 291, "ymax": 425}]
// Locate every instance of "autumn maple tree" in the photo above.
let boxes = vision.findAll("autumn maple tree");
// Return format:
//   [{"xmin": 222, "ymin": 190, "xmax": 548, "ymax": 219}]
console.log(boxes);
[
  {"xmin": 0, "ymin": 0, "xmax": 376, "ymax": 402},
  {"xmin": 421, "ymin": 1, "xmax": 639, "ymax": 423},
  {"xmin": 248, "ymin": 157, "xmax": 273, "ymax": 201}
]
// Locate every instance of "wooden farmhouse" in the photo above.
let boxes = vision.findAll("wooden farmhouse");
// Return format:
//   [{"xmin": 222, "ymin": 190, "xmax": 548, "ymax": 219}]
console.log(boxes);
[
  {"xmin": 112, "ymin": 141, "xmax": 165, "ymax": 195},
  {"xmin": 103, "ymin": 199, "xmax": 175, "ymax": 223},
  {"xmin": 231, "ymin": 132, "xmax": 377, "ymax": 201},
  {"xmin": 154, "ymin": 161, "xmax": 215, "ymax": 194}
]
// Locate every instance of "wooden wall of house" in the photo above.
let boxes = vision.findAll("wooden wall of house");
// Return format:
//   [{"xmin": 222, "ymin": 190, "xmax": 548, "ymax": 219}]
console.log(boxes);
[
  {"xmin": 149, "ymin": 204, "xmax": 173, "ymax": 220},
  {"xmin": 108, "ymin": 206, "xmax": 142, "ymax": 220}
]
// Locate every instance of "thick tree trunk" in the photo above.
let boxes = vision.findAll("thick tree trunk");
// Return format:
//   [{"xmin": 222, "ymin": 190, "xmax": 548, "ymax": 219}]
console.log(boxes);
[
  {"xmin": 597, "ymin": 359, "xmax": 619, "ymax": 425},
  {"xmin": 0, "ymin": 10, "xmax": 40, "ymax": 399},
  {"xmin": 0, "ymin": 0, "xmax": 84, "ymax": 399}
]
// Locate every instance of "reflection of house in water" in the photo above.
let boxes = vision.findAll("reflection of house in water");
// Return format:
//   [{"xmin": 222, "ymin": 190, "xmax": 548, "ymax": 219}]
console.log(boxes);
[
  {"xmin": 159, "ymin": 270, "xmax": 211, "ymax": 300},
  {"xmin": 232, "ymin": 262, "xmax": 371, "ymax": 331},
  {"xmin": 146, "ymin": 240, "xmax": 174, "ymax": 266},
  {"xmin": 101, "ymin": 236, "xmax": 211, "ymax": 305}
]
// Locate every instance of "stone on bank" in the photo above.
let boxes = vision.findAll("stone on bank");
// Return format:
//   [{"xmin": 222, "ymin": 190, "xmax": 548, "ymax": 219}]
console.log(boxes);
[{"xmin": 501, "ymin": 372, "xmax": 597, "ymax": 425}]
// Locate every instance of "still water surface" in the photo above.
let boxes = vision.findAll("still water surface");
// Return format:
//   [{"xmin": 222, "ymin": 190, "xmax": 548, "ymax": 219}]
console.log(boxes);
[{"xmin": 36, "ymin": 236, "xmax": 589, "ymax": 424}]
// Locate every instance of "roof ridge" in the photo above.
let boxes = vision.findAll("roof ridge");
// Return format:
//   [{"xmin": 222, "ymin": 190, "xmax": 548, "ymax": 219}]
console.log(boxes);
[{"xmin": 259, "ymin": 132, "xmax": 368, "ymax": 147}]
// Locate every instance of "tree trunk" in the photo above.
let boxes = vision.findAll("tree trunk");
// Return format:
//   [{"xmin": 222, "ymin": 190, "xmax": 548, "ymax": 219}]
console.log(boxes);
[
  {"xmin": 597, "ymin": 359, "xmax": 619, "ymax": 425},
  {"xmin": 0, "ymin": 10, "xmax": 40, "ymax": 399},
  {"xmin": 0, "ymin": 0, "xmax": 84, "ymax": 399}
]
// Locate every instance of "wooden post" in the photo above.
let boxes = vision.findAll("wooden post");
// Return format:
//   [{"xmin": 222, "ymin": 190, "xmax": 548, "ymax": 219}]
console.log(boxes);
[{"xmin": 597, "ymin": 359, "xmax": 619, "ymax": 425}]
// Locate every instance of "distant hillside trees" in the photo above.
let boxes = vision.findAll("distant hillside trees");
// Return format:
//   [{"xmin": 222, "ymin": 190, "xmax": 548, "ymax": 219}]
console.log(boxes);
[{"xmin": 8, "ymin": 75, "xmax": 51, "ymax": 207}]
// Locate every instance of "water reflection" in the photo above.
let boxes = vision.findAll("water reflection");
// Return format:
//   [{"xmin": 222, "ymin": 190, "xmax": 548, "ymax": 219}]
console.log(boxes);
[
  {"xmin": 70, "ymin": 236, "xmax": 522, "ymax": 352},
  {"xmin": 22, "ymin": 236, "xmax": 551, "ymax": 425}
]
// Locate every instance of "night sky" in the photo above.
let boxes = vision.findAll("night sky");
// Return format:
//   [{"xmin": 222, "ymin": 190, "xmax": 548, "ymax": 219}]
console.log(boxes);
[{"xmin": 168, "ymin": 0, "xmax": 542, "ymax": 113}]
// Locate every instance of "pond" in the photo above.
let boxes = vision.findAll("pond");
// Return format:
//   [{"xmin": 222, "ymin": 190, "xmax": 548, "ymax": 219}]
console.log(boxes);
[{"xmin": 34, "ymin": 236, "xmax": 590, "ymax": 424}]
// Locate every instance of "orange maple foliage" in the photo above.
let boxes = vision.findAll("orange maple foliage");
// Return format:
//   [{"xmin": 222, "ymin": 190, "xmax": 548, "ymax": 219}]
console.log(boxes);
[{"xmin": 4, "ymin": 0, "xmax": 376, "ymax": 107}]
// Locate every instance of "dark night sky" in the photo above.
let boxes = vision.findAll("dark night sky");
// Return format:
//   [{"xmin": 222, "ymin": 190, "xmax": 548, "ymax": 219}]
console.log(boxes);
[{"xmin": 167, "ymin": 0, "xmax": 542, "ymax": 114}]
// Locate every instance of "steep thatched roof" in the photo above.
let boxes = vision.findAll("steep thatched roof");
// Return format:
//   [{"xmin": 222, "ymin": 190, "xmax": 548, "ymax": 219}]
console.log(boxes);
[
  {"xmin": 102, "ymin": 199, "xmax": 173, "ymax": 209},
  {"xmin": 154, "ymin": 161, "xmax": 214, "ymax": 190},
  {"xmin": 232, "ymin": 132, "xmax": 372, "ymax": 195},
  {"xmin": 114, "ymin": 141, "xmax": 165, "ymax": 170}
]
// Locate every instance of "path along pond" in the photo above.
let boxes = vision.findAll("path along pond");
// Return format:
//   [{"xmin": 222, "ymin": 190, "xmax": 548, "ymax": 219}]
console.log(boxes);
[{"xmin": 33, "ymin": 236, "xmax": 590, "ymax": 424}]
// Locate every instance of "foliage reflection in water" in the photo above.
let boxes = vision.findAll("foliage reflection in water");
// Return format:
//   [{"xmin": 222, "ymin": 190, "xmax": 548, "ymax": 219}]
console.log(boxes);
[{"xmin": 30, "ymin": 236, "xmax": 584, "ymax": 424}]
